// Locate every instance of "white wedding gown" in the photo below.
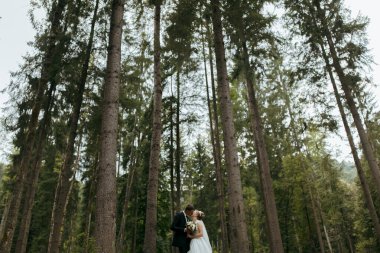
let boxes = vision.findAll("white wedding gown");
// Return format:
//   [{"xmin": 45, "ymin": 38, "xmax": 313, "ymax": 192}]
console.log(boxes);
[{"xmin": 188, "ymin": 220, "xmax": 212, "ymax": 253}]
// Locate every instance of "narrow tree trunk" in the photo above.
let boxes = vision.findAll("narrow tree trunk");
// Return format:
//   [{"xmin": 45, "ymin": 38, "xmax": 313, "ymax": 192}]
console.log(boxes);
[
  {"xmin": 313, "ymin": 1, "xmax": 380, "ymax": 197},
  {"xmin": 94, "ymin": 0, "xmax": 124, "ymax": 251},
  {"xmin": 0, "ymin": 57, "xmax": 34, "ymax": 251},
  {"xmin": 47, "ymin": 1, "xmax": 99, "ymax": 251},
  {"xmin": 343, "ymin": 224, "xmax": 354, "ymax": 253},
  {"xmin": 292, "ymin": 215, "xmax": 302, "ymax": 253},
  {"xmin": 84, "ymin": 197, "xmax": 93, "ymax": 253},
  {"xmin": 240, "ymin": 31, "xmax": 284, "ymax": 253},
  {"xmin": 67, "ymin": 212, "xmax": 75, "ymax": 253},
  {"xmin": 117, "ymin": 111, "xmax": 123, "ymax": 178},
  {"xmin": 337, "ymin": 208, "xmax": 355, "ymax": 253},
  {"xmin": 175, "ymin": 70, "xmax": 181, "ymax": 211},
  {"xmin": 280, "ymin": 60, "xmax": 334, "ymax": 253},
  {"xmin": 0, "ymin": 197, "xmax": 11, "ymax": 242},
  {"xmin": 84, "ymin": 214, "xmax": 92, "ymax": 253},
  {"xmin": 84, "ymin": 154, "xmax": 98, "ymax": 253},
  {"xmin": 318, "ymin": 205, "xmax": 333, "ymax": 253},
  {"xmin": 14, "ymin": 159, "xmax": 40, "ymax": 253},
  {"xmin": 170, "ymin": 91, "xmax": 175, "ymax": 215},
  {"xmin": 169, "ymin": 96, "xmax": 176, "ymax": 214},
  {"xmin": 300, "ymin": 186, "xmax": 317, "ymax": 251},
  {"xmin": 117, "ymin": 129, "xmax": 140, "ymax": 252},
  {"xmin": 132, "ymin": 193, "xmax": 139, "ymax": 253},
  {"xmin": 318, "ymin": 44, "xmax": 380, "ymax": 242},
  {"xmin": 322, "ymin": 224, "xmax": 333, "ymax": 253},
  {"xmin": 15, "ymin": 81, "xmax": 56, "ymax": 253},
  {"xmin": 204, "ymin": 17, "xmax": 229, "ymax": 253},
  {"xmin": 170, "ymin": 87, "xmax": 176, "ymax": 253},
  {"xmin": 0, "ymin": 1, "xmax": 67, "ymax": 251},
  {"xmin": 210, "ymin": 0, "xmax": 250, "ymax": 252},
  {"xmin": 13, "ymin": 8, "xmax": 73, "ymax": 249},
  {"xmin": 143, "ymin": 3, "xmax": 162, "ymax": 252},
  {"xmin": 309, "ymin": 189, "xmax": 325, "ymax": 253},
  {"xmin": 283, "ymin": 189, "xmax": 291, "ymax": 253},
  {"xmin": 116, "ymin": 156, "xmax": 137, "ymax": 252}
]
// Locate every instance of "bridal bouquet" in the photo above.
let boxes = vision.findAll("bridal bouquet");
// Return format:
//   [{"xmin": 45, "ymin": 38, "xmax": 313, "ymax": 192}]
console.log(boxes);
[{"xmin": 186, "ymin": 221, "xmax": 197, "ymax": 234}]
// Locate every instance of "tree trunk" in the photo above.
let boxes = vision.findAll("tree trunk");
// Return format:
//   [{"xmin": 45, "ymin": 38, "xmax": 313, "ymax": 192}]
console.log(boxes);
[
  {"xmin": 342, "ymin": 224, "xmax": 354, "ymax": 253},
  {"xmin": 94, "ymin": 0, "xmax": 124, "ymax": 251},
  {"xmin": 322, "ymin": 224, "xmax": 333, "ymax": 253},
  {"xmin": 204, "ymin": 17, "xmax": 229, "ymax": 253},
  {"xmin": 143, "ymin": 3, "xmax": 162, "ymax": 252},
  {"xmin": 317, "ymin": 200, "xmax": 333, "ymax": 253},
  {"xmin": 210, "ymin": 0, "xmax": 250, "ymax": 252},
  {"xmin": 14, "ymin": 155, "xmax": 41, "ymax": 253},
  {"xmin": 48, "ymin": 1, "xmax": 99, "ymax": 252},
  {"xmin": 337, "ymin": 208, "xmax": 355, "ymax": 253},
  {"xmin": 0, "ymin": 197, "xmax": 11, "ymax": 243},
  {"xmin": 313, "ymin": 0, "xmax": 380, "ymax": 197},
  {"xmin": 170, "ymin": 90, "xmax": 176, "ymax": 215},
  {"xmin": 309, "ymin": 189, "xmax": 325, "ymax": 253},
  {"xmin": 117, "ymin": 157, "xmax": 135, "ymax": 251},
  {"xmin": 15, "ymin": 80, "xmax": 56, "ymax": 253},
  {"xmin": 0, "ymin": 1, "xmax": 67, "ymax": 251},
  {"xmin": 292, "ymin": 215, "xmax": 302, "ymax": 253},
  {"xmin": 170, "ymin": 85, "xmax": 176, "ymax": 253},
  {"xmin": 278, "ymin": 65, "xmax": 318, "ymax": 251},
  {"xmin": 300, "ymin": 186, "xmax": 317, "ymax": 251},
  {"xmin": 84, "ymin": 152, "xmax": 98, "ymax": 253},
  {"xmin": 131, "ymin": 193, "xmax": 139, "ymax": 253},
  {"xmin": 117, "ymin": 112, "xmax": 140, "ymax": 252},
  {"xmin": 175, "ymin": 70, "xmax": 181, "ymax": 211},
  {"xmin": 84, "ymin": 186, "xmax": 94, "ymax": 253},
  {"xmin": 240, "ymin": 31, "xmax": 284, "ymax": 253},
  {"xmin": 116, "ymin": 139, "xmax": 138, "ymax": 252},
  {"xmin": 317, "ymin": 43, "xmax": 380, "ymax": 242}
]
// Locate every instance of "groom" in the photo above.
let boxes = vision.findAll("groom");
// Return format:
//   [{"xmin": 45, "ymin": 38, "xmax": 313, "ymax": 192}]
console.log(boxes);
[{"xmin": 170, "ymin": 204, "xmax": 195, "ymax": 253}]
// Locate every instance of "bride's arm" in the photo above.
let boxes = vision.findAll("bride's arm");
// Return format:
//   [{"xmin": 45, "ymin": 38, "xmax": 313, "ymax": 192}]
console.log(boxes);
[{"xmin": 189, "ymin": 222, "xmax": 203, "ymax": 238}]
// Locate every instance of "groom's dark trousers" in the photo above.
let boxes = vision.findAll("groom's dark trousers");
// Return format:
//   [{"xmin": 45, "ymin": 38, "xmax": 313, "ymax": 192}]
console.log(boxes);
[
  {"xmin": 177, "ymin": 246, "xmax": 188, "ymax": 253},
  {"xmin": 170, "ymin": 212, "xmax": 191, "ymax": 253}
]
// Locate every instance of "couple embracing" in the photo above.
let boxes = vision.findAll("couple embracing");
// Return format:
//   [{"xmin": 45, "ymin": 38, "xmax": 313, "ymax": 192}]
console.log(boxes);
[{"xmin": 170, "ymin": 204, "xmax": 212, "ymax": 253}]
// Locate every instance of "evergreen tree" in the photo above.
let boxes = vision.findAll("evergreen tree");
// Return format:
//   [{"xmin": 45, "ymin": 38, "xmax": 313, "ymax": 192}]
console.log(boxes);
[{"xmin": 94, "ymin": 0, "xmax": 125, "ymax": 251}]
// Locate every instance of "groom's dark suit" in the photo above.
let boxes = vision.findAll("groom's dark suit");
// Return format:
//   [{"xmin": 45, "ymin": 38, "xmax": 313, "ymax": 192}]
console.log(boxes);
[{"xmin": 170, "ymin": 211, "xmax": 191, "ymax": 253}]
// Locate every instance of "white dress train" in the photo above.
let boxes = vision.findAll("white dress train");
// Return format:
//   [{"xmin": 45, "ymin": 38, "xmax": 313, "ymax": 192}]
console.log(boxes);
[{"xmin": 188, "ymin": 220, "xmax": 212, "ymax": 253}]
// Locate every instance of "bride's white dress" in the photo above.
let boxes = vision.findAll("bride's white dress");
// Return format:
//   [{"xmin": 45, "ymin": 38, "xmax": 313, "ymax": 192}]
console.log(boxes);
[{"xmin": 188, "ymin": 220, "xmax": 212, "ymax": 253}]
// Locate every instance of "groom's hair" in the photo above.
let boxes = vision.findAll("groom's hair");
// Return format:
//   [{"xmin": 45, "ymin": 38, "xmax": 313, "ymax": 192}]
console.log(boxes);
[{"xmin": 185, "ymin": 204, "xmax": 195, "ymax": 211}]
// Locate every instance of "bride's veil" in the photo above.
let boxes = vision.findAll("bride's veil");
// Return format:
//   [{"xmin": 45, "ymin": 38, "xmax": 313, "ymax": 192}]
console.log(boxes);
[{"xmin": 199, "ymin": 220, "xmax": 212, "ymax": 248}]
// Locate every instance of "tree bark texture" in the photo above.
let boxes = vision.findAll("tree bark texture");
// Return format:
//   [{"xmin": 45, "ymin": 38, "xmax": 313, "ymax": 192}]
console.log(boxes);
[
  {"xmin": 175, "ymin": 70, "xmax": 181, "ymax": 211},
  {"xmin": 170, "ymin": 96, "xmax": 176, "ymax": 216},
  {"xmin": 143, "ymin": 3, "xmax": 162, "ymax": 252},
  {"xmin": 204, "ymin": 17, "xmax": 229, "ymax": 253},
  {"xmin": 210, "ymin": 0, "xmax": 250, "ymax": 252},
  {"xmin": 94, "ymin": 0, "xmax": 124, "ymax": 251}
]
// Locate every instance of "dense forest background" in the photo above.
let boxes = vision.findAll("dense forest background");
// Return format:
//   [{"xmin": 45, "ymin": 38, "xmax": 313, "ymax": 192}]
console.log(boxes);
[{"xmin": 0, "ymin": 0, "xmax": 380, "ymax": 252}]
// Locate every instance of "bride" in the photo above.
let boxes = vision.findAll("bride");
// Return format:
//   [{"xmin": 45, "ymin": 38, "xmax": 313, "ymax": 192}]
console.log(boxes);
[{"xmin": 187, "ymin": 210, "xmax": 212, "ymax": 253}]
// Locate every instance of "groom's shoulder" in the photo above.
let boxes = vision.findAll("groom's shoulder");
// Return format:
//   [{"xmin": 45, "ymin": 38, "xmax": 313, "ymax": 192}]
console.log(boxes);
[{"xmin": 174, "ymin": 211, "xmax": 183, "ymax": 217}]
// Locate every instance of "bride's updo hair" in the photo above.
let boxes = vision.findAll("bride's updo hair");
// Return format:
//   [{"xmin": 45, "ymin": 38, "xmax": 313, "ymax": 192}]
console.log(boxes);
[{"xmin": 196, "ymin": 210, "xmax": 205, "ymax": 220}]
